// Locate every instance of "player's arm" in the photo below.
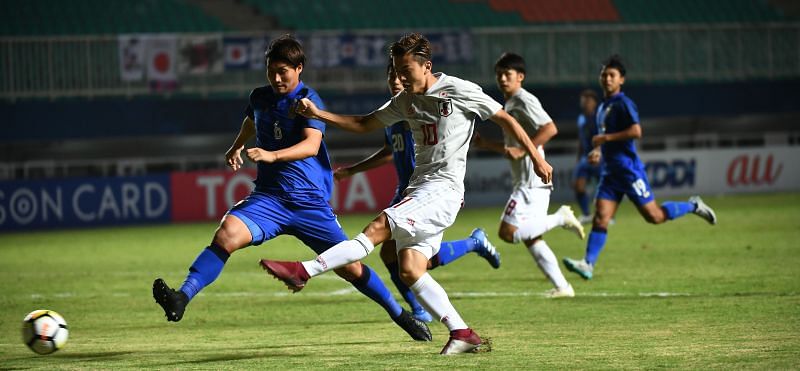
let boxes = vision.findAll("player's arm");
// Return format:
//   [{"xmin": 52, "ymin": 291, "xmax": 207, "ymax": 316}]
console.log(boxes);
[
  {"xmin": 531, "ymin": 122, "xmax": 557, "ymax": 147},
  {"xmin": 245, "ymin": 127, "xmax": 322, "ymax": 164},
  {"xmin": 591, "ymin": 123, "xmax": 641, "ymax": 147},
  {"xmin": 225, "ymin": 116, "xmax": 257, "ymax": 171},
  {"xmin": 489, "ymin": 109, "xmax": 553, "ymax": 183},
  {"xmin": 295, "ymin": 98, "xmax": 383, "ymax": 133},
  {"xmin": 334, "ymin": 145, "xmax": 393, "ymax": 181},
  {"xmin": 471, "ymin": 132, "xmax": 505, "ymax": 155}
]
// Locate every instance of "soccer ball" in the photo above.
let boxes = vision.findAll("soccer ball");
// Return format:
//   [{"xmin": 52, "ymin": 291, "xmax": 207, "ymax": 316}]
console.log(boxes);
[{"xmin": 21, "ymin": 310, "xmax": 69, "ymax": 355}]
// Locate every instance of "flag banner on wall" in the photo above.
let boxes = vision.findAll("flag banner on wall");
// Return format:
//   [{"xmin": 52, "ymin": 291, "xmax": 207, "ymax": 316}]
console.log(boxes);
[
  {"xmin": 223, "ymin": 37, "xmax": 251, "ymax": 70},
  {"xmin": 118, "ymin": 35, "xmax": 146, "ymax": 81},
  {"xmin": 146, "ymin": 35, "xmax": 178, "ymax": 82},
  {"xmin": 178, "ymin": 35, "xmax": 223, "ymax": 75}
]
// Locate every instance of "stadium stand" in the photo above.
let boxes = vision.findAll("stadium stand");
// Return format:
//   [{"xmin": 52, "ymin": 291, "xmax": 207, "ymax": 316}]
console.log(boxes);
[{"xmin": 0, "ymin": 0, "xmax": 228, "ymax": 36}]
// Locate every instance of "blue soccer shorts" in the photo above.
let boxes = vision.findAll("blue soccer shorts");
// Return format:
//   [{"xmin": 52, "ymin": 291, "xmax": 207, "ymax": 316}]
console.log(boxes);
[
  {"xmin": 596, "ymin": 167, "xmax": 655, "ymax": 206},
  {"xmin": 228, "ymin": 191, "xmax": 347, "ymax": 254},
  {"xmin": 573, "ymin": 158, "xmax": 601, "ymax": 183}
]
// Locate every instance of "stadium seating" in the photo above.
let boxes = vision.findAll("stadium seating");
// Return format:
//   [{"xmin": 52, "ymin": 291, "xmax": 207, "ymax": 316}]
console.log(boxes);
[
  {"xmin": 241, "ymin": 0, "xmax": 790, "ymax": 30},
  {"xmin": 0, "ymin": 0, "xmax": 228, "ymax": 36}
]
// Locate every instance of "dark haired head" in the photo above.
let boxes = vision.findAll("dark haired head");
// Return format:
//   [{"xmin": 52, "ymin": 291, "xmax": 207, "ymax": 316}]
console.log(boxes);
[
  {"xmin": 390, "ymin": 33, "xmax": 432, "ymax": 63},
  {"xmin": 580, "ymin": 89, "xmax": 598, "ymax": 102},
  {"xmin": 494, "ymin": 52, "xmax": 526, "ymax": 75},
  {"xmin": 265, "ymin": 34, "xmax": 305, "ymax": 68},
  {"xmin": 602, "ymin": 54, "xmax": 626, "ymax": 76}
]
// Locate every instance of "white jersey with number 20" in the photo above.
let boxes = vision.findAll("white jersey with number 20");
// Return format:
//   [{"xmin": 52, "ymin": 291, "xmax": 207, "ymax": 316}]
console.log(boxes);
[{"xmin": 372, "ymin": 72, "xmax": 502, "ymax": 194}]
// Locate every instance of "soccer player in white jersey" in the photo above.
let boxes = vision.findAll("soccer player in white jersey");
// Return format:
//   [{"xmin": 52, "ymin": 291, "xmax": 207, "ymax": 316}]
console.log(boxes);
[
  {"xmin": 473, "ymin": 53, "xmax": 585, "ymax": 298},
  {"xmin": 260, "ymin": 33, "xmax": 553, "ymax": 355}
]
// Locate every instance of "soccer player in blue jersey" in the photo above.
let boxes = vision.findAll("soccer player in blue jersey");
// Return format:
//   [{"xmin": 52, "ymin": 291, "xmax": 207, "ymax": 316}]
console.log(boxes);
[
  {"xmin": 562, "ymin": 55, "xmax": 718, "ymax": 280},
  {"xmin": 333, "ymin": 62, "xmax": 501, "ymax": 323},
  {"xmin": 152, "ymin": 35, "xmax": 431, "ymax": 341},
  {"xmin": 573, "ymin": 89, "xmax": 601, "ymax": 224}
]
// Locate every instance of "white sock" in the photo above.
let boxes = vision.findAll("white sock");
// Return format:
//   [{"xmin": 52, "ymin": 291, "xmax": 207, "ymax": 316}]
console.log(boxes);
[
  {"xmin": 513, "ymin": 213, "xmax": 564, "ymax": 243},
  {"xmin": 409, "ymin": 273, "xmax": 468, "ymax": 331},
  {"xmin": 528, "ymin": 240, "xmax": 570, "ymax": 289},
  {"xmin": 301, "ymin": 233, "xmax": 374, "ymax": 277}
]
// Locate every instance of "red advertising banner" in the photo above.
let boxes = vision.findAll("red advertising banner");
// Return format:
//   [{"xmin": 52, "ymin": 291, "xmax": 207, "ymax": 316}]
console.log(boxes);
[{"xmin": 170, "ymin": 164, "xmax": 399, "ymax": 222}]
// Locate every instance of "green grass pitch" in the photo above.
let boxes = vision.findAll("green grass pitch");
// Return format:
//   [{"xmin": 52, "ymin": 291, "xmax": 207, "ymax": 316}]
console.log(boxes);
[{"xmin": 1, "ymin": 193, "xmax": 798, "ymax": 369}]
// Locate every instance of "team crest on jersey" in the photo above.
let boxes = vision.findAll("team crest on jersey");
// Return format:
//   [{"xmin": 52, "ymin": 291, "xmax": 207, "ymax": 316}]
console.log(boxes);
[{"xmin": 438, "ymin": 99, "xmax": 453, "ymax": 117}]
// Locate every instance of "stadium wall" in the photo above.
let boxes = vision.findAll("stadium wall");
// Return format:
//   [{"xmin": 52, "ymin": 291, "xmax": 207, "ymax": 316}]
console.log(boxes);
[
  {"xmin": 2, "ymin": 80, "xmax": 799, "ymax": 142},
  {"xmin": 1, "ymin": 147, "xmax": 797, "ymax": 231}
]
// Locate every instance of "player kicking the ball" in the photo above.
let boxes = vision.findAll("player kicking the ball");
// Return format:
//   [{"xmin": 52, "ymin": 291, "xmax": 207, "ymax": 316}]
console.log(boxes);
[
  {"xmin": 562, "ymin": 55, "xmax": 717, "ymax": 280},
  {"xmin": 334, "ymin": 61, "xmax": 502, "ymax": 322},
  {"xmin": 261, "ymin": 33, "xmax": 553, "ymax": 355},
  {"xmin": 152, "ymin": 35, "xmax": 431, "ymax": 342},
  {"xmin": 473, "ymin": 52, "xmax": 584, "ymax": 298}
]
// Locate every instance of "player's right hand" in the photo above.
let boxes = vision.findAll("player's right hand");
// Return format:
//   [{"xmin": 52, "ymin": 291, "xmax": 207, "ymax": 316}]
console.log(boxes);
[
  {"xmin": 295, "ymin": 98, "xmax": 319, "ymax": 119},
  {"xmin": 588, "ymin": 148, "xmax": 602, "ymax": 166},
  {"xmin": 225, "ymin": 146, "xmax": 244, "ymax": 171},
  {"xmin": 533, "ymin": 159, "xmax": 554, "ymax": 184}
]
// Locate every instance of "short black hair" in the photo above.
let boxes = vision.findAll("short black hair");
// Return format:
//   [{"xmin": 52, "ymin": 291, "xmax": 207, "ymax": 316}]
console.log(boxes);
[
  {"xmin": 390, "ymin": 33, "xmax": 432, "ymax": 63},
  {"xmin": 265, "ymin": 34, "xmax": 305, "ymax": 68},
  {"xmin": 580, "ymin": 89, "xmax": 598, "ymax": 102},
  {"xmin": 602, "ymin": 54, "xmax": 626, "ymax": 76},
  {"xmin": 494, "ymin": 52, "xmax": 526, "ymax": 75}
]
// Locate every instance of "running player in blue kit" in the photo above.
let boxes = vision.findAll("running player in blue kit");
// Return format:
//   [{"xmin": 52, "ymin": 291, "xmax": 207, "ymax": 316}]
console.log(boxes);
[
  {"xmin": 562, "ymin": 55, "xmax": 718, "ymax": 280},
  {"xmin": 334, "ymin": 62, "xmax": 501, "ymax": 323},
  {"xmin": 152, "ymin": 35, "xmax": 431, "ymax": 341}
]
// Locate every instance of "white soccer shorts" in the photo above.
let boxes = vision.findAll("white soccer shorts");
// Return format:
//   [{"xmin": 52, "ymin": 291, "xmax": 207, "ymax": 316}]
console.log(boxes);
[
  {"xmin": 383, "ymin": 183, "xmax": 463, "ymax": 259},
  {"xmin": 501, "ymin": 186, "xmax": 551, "ymax": 227}
]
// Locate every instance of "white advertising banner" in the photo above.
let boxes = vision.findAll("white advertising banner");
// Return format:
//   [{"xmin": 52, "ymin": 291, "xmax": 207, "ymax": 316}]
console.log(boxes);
[{"xmin": 464, "ymin": 146, "xmax": 800, "ymax": 207}]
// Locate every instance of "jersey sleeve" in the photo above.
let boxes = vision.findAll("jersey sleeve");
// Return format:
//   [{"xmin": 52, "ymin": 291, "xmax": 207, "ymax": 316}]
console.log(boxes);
[
  {"xmin": 462, "ymin": 82, "xmax": 502, "ymax": 121},
  {"xmin": 371, "ymin": 96, "xmax": 405, "ymax": 127},
  {"xmin": 303, "ymin": 91, "xmax": 327, "ymax": 134},
  {"xmin": 244, "ymin": 88, "xmax": 257, "ymax": 120},
  {"xmin": 621, "ymin": 97, "xmax": 640, "ymax": 128},
  {"xmin": 521, "ymin": 94, "xmax": 553, "ymax": 129}
]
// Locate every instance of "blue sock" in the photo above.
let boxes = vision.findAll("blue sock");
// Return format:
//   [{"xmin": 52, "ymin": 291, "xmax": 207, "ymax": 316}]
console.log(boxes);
[
  {"xmin": 351, "ymin": 264, "xmax": 403, "ymax": 319},
  {"xmin": 180, "ymin": 244, "xmax": 229, "ymax": 301},
  {"xmin": 436, "ymin": 238, "xmax": 477, "ymax": 266},
  {"xmin": 661, "ymin": 201, "xmax": 696, "ymax": 220},
  {"xmin": 584, "ymin": 227, "xmax": 608, "ymax": 266},
  {"xmin": 385, "ymin": 261, "xmax": 425, "ymax": 313},
  {"xmin": 576, "ymin": 191, "xmax": 590, "ymax": 216}
]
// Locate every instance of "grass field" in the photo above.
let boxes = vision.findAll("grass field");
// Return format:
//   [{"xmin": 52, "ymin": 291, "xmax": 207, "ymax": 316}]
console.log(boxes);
[{"xmin": 1, "ymin": 192, "xmax": 799, "ymax": 369}]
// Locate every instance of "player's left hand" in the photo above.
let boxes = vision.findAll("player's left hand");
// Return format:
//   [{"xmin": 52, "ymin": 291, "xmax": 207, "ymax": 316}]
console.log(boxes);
[
  {"xmin": 246, "ymin": 148, "xmax": 278, "ymax": 163},
  {"xmin": 592, "ymin": 134, "xmax": 608, "ymax": 147},
  {"xmin": 504, "ymin": 146, "xmax": 526, "ymax": 160}
]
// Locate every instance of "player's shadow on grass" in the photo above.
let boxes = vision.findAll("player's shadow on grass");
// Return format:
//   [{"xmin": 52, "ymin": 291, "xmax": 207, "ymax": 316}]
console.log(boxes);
[
  {"xmin": 55, "ymin": 351, "xmax": 135, "ymax": 360},
  {"xmin": 157, "ymin": 352, "xmax": 312, "ymax": 366}
]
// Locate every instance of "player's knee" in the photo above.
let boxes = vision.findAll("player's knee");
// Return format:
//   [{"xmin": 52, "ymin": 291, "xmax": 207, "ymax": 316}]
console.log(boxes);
[
  {"xmin": 643, "ymin": 210, "xmax": 666, "ymax": 224},
  {"xmin": 593, "ymin": 214, "xmax": 611, "ymax": 229},
  {"xmin": 497, "ymin": 229, "xmax": 515, "ymax": 244},
  {"xmin": 397, "ymin": 264, "xmax": 424, "ymax": 286},
  {"xmin": 212, "ymin": 224, "xmax": 247, "ymax": 254}
]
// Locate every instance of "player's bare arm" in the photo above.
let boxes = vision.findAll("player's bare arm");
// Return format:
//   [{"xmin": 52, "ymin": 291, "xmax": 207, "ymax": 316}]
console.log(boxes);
[
  {"xmin": 246, "ymin": 127, "xmax": 322, "ymax": 164},
  {"xmin": 334, "ymin": 145, "xmax": 393, "ymax": 181},
  {"xmin": 295, "ymin": 97, "xmax": 384, "ymax": 133},
  {"xmin": 531, "ymin": 122, "xmax": 558, "ymax": 147},
  {"xmin": 592, "ymin": 123, "xmax": 641, "ymax": 146},
  {"xmin": 490, "ymin": 109, "xmax": 553, "ymax": 183},
  {"xmin": 226, "ymin": 116, "xmax": 257, "ymax": 171}
]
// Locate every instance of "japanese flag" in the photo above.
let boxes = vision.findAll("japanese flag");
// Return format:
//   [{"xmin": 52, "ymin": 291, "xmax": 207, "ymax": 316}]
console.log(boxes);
[{"xmin": 146, "ymin": 35, "xmax": 177, "ymax": 82}]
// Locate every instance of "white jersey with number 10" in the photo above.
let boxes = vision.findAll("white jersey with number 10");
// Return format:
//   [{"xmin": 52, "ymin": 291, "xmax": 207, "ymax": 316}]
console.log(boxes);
[{"xmin": 372, "ymin": 72, "xmax": 502, "ymax": 194}]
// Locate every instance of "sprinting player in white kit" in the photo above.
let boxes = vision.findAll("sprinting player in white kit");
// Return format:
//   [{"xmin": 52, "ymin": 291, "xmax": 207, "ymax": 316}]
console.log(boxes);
[
  {"xmin": 473, "ymin": 52, "xmax": 585, "ymax": 298},
  {"xmin": 260, "ymin": 33, "xmax": 553, "ymax": 355}
]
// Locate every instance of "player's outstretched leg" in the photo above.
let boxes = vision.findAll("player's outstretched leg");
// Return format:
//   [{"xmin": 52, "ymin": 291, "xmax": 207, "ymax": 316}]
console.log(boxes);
[
  {"xmin": 430, "ymin": 228, "xmax": 501, "ymax": 270},
  {"xmin": 386, "ymin": 260, "xmax": 433, "ymax": 323},
  {"xmin": 153, "ymin": 243, "xmax": 231, "ymax": 321},
  {"xmin": 512, "ymin": 205, "xmax": 585, "ymax": 242},
  {"xmin": 527, "ymin": 240, "xmax": 574, "ymax": 298}
]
